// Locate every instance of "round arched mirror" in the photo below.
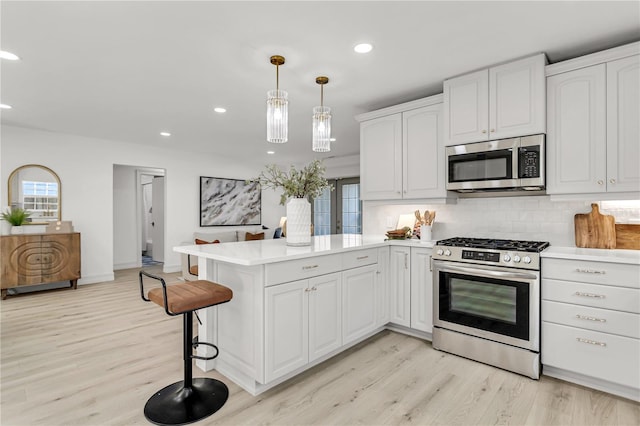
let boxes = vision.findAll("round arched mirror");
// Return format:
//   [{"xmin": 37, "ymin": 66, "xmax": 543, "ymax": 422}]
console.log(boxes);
[{"xmin": 7, "ymin": 164, "xmax": 61, "ymax": 224}]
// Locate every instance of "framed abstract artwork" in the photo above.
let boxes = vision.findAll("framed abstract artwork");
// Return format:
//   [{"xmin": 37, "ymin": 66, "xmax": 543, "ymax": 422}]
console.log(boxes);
[{"xmin": 200, "ymin": 177, "xmax": 261, "ymax": 226}]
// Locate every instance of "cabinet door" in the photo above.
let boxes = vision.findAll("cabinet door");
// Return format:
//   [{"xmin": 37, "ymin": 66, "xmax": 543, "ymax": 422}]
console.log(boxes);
[
  {"xmin": 444, "ymin": 69, "xmax": 489, "ymax": 145},
  {"xmin": 342, "ymin": 264, "xmax": 378, "ymax": 344},
  {"xmin": 410, "ymin": 248, "xmax": 433, "ymax": 333},
  {"xmin": 389, "ymin": 246, "xmax": 411, "ymax": 327},
  {"xmin": 360, "ymin": 114, "xmax": 403, "ymax": 200},
  {"xmin": 403, "ymin": 104, "xmax": 446, "ymax": 199},
  {"xmin": 308, "ymin": 273, "xmax": 342, "ymax": 362},
  {"xmin": 375, "ymin": 247, "xmax": 389, "ymax": 327},
  {"xmin": 490, "ymin": 54, "xmax": 546, "ymax": 140},
  {"xmin": 547, "ymin": 64, "xmax": 607, "ymax": 194},
  {"xmin": 607, "ymin": 55, "xmax": 640, "ymax": 193},
  {"xmin": 41, "ymin": 233, "xmax": 81, "ymax": 283},
  {"xmin": 265, "ymin": 280, "xmax": 308, "ymax": 382},
  {"xmin": 0, "ymin": 235, "xmax": 43, "ymax": 286}
]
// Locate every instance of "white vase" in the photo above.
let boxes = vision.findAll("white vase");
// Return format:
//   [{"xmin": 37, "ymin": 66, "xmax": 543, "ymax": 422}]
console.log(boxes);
[
  {"xmin": 1, "ymin": 220, "xmax": 11, "ymax": 235},
  {"xmin": 10, "ymin": 225, "xmax": 24, "ymax": 235},
  {"xmin": 286, "ymin": 198, "xmax": 311, "ymax": 246}
]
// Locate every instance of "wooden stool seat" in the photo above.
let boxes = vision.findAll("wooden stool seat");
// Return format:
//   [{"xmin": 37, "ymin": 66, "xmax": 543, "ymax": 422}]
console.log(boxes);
[{"xmin": 148, "ymin": 280, "xmax": 232, "ymax": 314}]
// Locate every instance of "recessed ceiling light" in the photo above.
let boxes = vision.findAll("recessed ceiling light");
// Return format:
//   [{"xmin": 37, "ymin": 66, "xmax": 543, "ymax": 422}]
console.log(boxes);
[
  {"xmin": 354, "ymin": 43, "xmax": 373, "ymax": 53},
  {"xmin": 160, "ymin": 132, "xmax": 171, "ymax": 137},
  {"xmin": 0, "ymin": 104, "xmax": 12, "ymax": 109},
  {"xmin": 330, "ymin": 138, "xmax": 336, "ymax": 142},
  {"xmin": 214, "ymin": 107, "xmax": 227, "ymax": 113},
  {"xmin": 267, "ymin": 151, "xmax": 275, "ymax": 155},
  {"xmin": 0, "ymin": 51, "xmax": 20, "ymax": 60}
]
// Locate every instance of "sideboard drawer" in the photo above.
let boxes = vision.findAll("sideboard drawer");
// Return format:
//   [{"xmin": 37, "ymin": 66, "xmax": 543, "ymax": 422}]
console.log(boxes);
[
  {"xmin": 265, "ymin": 254, "xmax": 342, "ymax": 286},
  {"xmin": 542, "ymin": 258, "xmax": 640, "ymax": 289},
  {"xmin": 542, "ymin": 322, "xmax": 640, "ymax": 389},
  {"xmin": 542, "ymin": 300, "xmax": 640, "ymax": 339},
  {"xmin": 342, "ymin": 248, "xmax": 378, "ymax": 270},
  {"xmin": 542, "ymin": 279, "xmax": 640, "ymax": 313}
]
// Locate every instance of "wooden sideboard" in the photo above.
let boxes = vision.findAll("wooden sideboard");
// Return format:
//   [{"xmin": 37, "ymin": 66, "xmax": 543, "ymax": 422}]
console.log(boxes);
[{"xmin": 0, "ymin": 232, "xmax": 81, "ymax": 299}]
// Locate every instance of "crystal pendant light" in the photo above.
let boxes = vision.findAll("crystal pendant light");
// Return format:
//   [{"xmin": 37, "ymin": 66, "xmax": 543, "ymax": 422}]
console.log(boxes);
[
  {"xmin": 312, "ymin": 76, "xmax": 331, "ymax": 152},
  {"xmin": 267, "ymin": 55, "xmax": 288, "ymax": 143}
]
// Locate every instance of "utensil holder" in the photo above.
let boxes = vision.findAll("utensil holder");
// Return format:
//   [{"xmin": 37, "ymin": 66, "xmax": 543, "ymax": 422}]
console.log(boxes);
[{"xmin": 420, "ymin": 225, "xmax": 432, "ymax": 242}]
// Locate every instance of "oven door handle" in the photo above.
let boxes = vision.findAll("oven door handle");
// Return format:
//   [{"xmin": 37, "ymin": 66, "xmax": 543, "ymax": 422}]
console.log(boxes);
[{"xmin": 435, "ymin": 263, "xmax": 539, "ymax": 281}]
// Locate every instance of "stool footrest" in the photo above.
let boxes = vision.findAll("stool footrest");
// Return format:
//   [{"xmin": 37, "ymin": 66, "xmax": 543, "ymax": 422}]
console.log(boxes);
[{"xmin": 192, "ymin": 337, "xmax": 219, "ymax": 361}]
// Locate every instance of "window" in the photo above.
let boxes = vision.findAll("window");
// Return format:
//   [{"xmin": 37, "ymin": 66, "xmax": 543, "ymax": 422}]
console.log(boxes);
[{"xmin": 22, "ymin": 181, "xmax": 58, "ymax": 213}]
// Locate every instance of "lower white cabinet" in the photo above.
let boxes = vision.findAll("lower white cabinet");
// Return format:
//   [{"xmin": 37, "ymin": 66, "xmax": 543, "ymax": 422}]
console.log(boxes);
[
  {"xmin": 410, "ymin": 247, "xmax": 433, "ymax": 333},
  {"xmin": 265, "ymin": 273, "xmax": 342, "ymax": 382},
  {"xmin": 375, "ymin": 247, "xmax": 390, "ymax": 327},
  {"xmin": 389, "ymin": 246, "xmax": 411, "ymax": 327},
  {"xmin": 342, "ymin": 264, "xmax": 379, "ymax": 345},
  {"xmin": 541, "ymin": 256, "xmax": 640, "ymax": 399}
]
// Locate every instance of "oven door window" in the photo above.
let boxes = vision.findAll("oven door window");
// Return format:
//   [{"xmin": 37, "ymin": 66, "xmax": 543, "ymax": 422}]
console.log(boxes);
[
  {"xmin": 439, "ymin": 272, "xmax": 529, "ymax": 340},
  {"xmin": 448, "ymin": 149, "xmax": 513, "ymax": 183}
]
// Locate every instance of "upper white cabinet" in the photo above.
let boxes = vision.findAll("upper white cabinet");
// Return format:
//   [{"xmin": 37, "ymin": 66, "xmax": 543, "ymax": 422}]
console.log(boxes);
[
  {"xmin": 444, "ymin": 54, "xmax": 546, "ymax": 145},
  {"xmin": 547, "ymin": 46, "xmax": 639, "ymax": 195},
  {"xmin": 358, "ymin": 96, "xmax": 450, "ymax": 201}
]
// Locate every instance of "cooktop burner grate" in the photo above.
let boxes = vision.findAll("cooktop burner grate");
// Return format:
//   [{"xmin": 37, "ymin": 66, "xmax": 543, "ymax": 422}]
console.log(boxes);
[{"xmin": 436, "ymin": 237, "xmax": 550, "ymax": 253}]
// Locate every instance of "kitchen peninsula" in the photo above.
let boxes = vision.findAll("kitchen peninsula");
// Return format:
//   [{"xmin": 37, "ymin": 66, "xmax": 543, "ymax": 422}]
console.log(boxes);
[{"xmin": 174, "ymin": 235, "xmax": 434, "ymax": 395}]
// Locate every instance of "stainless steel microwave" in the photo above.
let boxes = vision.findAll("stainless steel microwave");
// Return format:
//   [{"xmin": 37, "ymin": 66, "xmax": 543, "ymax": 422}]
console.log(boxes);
[{"xmin": 446, "ymin": 134, "xmax": 545, "ymax": 192}]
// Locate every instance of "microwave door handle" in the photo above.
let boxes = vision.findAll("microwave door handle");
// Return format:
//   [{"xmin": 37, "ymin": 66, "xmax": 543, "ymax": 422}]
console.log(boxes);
[
  {"xmin": 513, "ymin": 141, "xmax": 520, "ymax": 182},
  {"xmin": 437, "ymin": 263, "xmax": 538, "ymax": 281}
]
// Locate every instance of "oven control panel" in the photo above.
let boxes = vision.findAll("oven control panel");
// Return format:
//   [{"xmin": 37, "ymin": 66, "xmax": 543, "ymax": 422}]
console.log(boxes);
[
  {"xmin": 462, "ymin": 250, "xmax": 500, "ymax": 262},
  {"xmin": 433, "ymin": 246, "xmax": 541, "ymax": 270}
]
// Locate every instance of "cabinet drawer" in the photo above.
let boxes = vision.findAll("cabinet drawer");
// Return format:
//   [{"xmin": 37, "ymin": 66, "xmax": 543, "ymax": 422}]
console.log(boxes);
[
  {"xmin": 342, "ymin": 249, "xmax": 378, "ymax": 270},
  {"xmin": 542, "ymin": 322, "xmax": 640, "ymax": 389},
  {"xmin": 543, "ymin": 300, "xmax": 640, "ymax": 339},
  {"xmin": 543, "ymin": 258, "xmax": 640, "ymax": 289},
  {"xmin": 265, "ymin": 254, "xmax": 342, "ymax": 286},
  {"xmin": 542, "ymin": 279, "xmax": 640, "ymax": 313}
]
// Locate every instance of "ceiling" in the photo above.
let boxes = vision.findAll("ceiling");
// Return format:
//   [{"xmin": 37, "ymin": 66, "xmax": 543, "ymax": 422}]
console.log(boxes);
[{"xmin": 1, "ymin": 1, "xmax": 639, "ymax": 167}]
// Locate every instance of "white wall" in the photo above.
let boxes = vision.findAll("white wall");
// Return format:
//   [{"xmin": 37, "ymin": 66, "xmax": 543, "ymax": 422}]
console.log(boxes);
[
  {"xmin": 1, "ymin": 125, "xmax": 285, "ymax": 284},
  {"xmin": 363, "ymin": 196, "xmax": 640, "ymax": 246}
]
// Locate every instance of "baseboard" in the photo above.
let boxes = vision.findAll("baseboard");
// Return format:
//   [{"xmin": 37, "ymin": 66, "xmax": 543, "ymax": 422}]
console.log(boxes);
[
  {"xmin": 543, "ymin": 365, "xmax": 639, "ymax": 402},
  {"xmin": 163, "ymin": 263, "xmax": 182, "ymax": 273},
  {"xmin": 78, "ymin": 273, "xmax": 115, "ymax": 285},
  {"xmin": 113, "ymin": 262, "xmax": 140, "ymax": 271}
]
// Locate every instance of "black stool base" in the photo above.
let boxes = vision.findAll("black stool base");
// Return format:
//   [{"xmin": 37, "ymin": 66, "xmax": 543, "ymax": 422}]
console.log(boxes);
[{"xmin": 144, "ymin": 378, "xmax": 229, "ymax": 425}]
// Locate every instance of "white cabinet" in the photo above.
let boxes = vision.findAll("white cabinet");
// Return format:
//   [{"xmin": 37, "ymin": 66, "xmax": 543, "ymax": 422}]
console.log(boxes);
[
  {"xmin": 360, "ymin": 114, "xmax": 402, "ymax": 200},
  {"xmin": 375, "ymin": 247, "xmax": 390, "ymax": 327},
  {"xmin": 342, "ymin": 264, "xmax": 379, "ymax": 344},
  {"xmin": 547, "ymin": 53, "xmax": 639, "ymax": 195},
  {"xmin": 541, "ymin": 257, "xmax": 640, "ymax": 400},
  {"xmin": 444, "ymin": 54, "xmax": 546, "ymax": 145},
  {"xmin": 606, "ymin": 55, "xmax": 640, "ymax": 193},
  {"xmin": 410, "ymin": 247, "xmax": 433, "ymax": 333},
  {"xmin": 358, "ymin": 96, "xmax": 449, "ymax": 201},
  {"xmin": 265, "ymin": 273, "xmax": 342, "ymax": 382},
  {"xmin": 389, "ymin": 246, "xmax": 411, "ymax": 327}
]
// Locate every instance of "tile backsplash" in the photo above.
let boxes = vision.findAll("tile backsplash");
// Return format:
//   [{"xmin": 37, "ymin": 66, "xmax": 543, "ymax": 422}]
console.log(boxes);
[{"xmin": 363, "ymin": 197, "xmax": 640, "ymax": 247}]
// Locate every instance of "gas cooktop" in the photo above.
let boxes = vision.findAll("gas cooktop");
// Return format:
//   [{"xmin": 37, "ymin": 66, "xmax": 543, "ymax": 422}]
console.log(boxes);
[{"xmin": 436, "ymin": 237, "xmax": 550, "ymax": 253}]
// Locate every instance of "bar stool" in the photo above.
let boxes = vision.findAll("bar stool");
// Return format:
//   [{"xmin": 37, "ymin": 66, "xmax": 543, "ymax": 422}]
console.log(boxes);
[{"xmin": 139, "ymin": 271, "xmax": 233, "ymax": 425}]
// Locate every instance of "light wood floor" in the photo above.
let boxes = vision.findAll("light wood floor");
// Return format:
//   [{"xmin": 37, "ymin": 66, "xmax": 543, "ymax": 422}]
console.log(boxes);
[{"xmin": 1, "ymin": 267, "xmax": 638, "ymax": 426}]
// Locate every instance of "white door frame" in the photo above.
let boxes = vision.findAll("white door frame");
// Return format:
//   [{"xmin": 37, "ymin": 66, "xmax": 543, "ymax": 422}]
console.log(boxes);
[{"xmin": 135, "ymin": 168, "xmax": 165, "ymax": 265}]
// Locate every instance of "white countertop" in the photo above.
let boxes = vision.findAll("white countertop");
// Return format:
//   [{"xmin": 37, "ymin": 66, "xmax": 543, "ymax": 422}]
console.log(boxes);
[
  {"xmin": 542, "ymin": 246, "xmax": 640, "ymax": 265},
  {"xmin": 174, "ymin": 234, "xmax": 434, "ymax": 266}
]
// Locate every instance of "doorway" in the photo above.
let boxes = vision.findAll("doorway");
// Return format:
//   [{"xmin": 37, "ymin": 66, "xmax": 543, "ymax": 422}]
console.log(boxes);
[
  {"xmin": 112, "ymin": 165, "xmax": 165, "ymax": 270},
  {"xmin": 312, "ymin": 177, "xmax": 362, "ymax": 235}
]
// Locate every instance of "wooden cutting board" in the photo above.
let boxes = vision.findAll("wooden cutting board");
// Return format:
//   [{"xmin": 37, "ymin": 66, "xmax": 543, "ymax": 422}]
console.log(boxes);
[
  {"xmin": 574, "ymin": 204, "xmax": 617, "ymax": 249},
  {"xmin": 615, "ymin": 224, "xmax": 640, "ymax": 250}
]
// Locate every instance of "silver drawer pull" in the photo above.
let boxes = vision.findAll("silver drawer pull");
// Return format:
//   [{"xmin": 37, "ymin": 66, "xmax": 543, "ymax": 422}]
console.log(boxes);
[
  {"xmin": 576, "ymin": 337, "xmax": 606, "ymax": 347},
  {"xmin": 302, "ymin": 265, "xmax": 319, "ymax": 270},
  {"xmin": 574, "ymin": 291, "xmax": 605, "ymax": 299},
  {"xmin": 356, "ymin": 256, "xmax": 369, "ymax": 260},
  {"xmin": 575, "ymin": 314, "xmax": 606, "ymax": 323},
  {"xmin": 575, "ymin": 268, "xmax": 606, "ymax": 275}
]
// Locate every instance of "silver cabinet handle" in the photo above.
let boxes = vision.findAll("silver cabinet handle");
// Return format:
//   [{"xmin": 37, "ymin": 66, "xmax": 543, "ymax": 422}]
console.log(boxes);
[
  {"xmin": 302, "ymin": 265, "xmax": 319, "ymax": 270},
  {"xmin": 311, "ymin": 286, "xmax": 317, "ymax": 291},
  {"xmin": 404, "ymin": 253, "xmax": 408, "ymax": 269},
  {"xmin": 597, "ymin": 180, "xmax": 604, "ymax": 185},
  {"xmin": 609, "ymin": 178, "xmax": 616, "ymax": 184},
  {"xmin": 356, "ymin": 255, "xmax": 369, "ymax": 260},
  {"xmin": 576, "ymin": 314, "xmax": 606, "ymax": 323},
  {"xmin": 576, "ymin": 337, "xmax": 606, "ymax": 347},
  {"xmin": 575, "ymin": 268, "xmax": 606, "ymax": 274},
  {"xmin": 429, "ymin": 256, "xmax": 433, "ymax": 272},
  {"xmin": 481, "ymin": 130, "xmax": 487, "ymax": 134},
  {"xmin": 574, "ymin": 291, "xmax": 605, "ymax": 299},
  {"xmin": 490, "ymin": 129, "xmax": 495, "ymax": 133},
  {"xmin": 304, "ymin": 288, "xmax": 311, "ymax": 292}
]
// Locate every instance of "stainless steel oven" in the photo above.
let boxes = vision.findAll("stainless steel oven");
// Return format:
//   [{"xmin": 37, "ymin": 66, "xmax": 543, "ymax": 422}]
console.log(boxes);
[
  {"xmin": 446, "ymin": 134, "xmax": 545, "ymax": 192},
  {"xmin": 432, "ymin": 238, "xmax": 549, "ymax": 379}
]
